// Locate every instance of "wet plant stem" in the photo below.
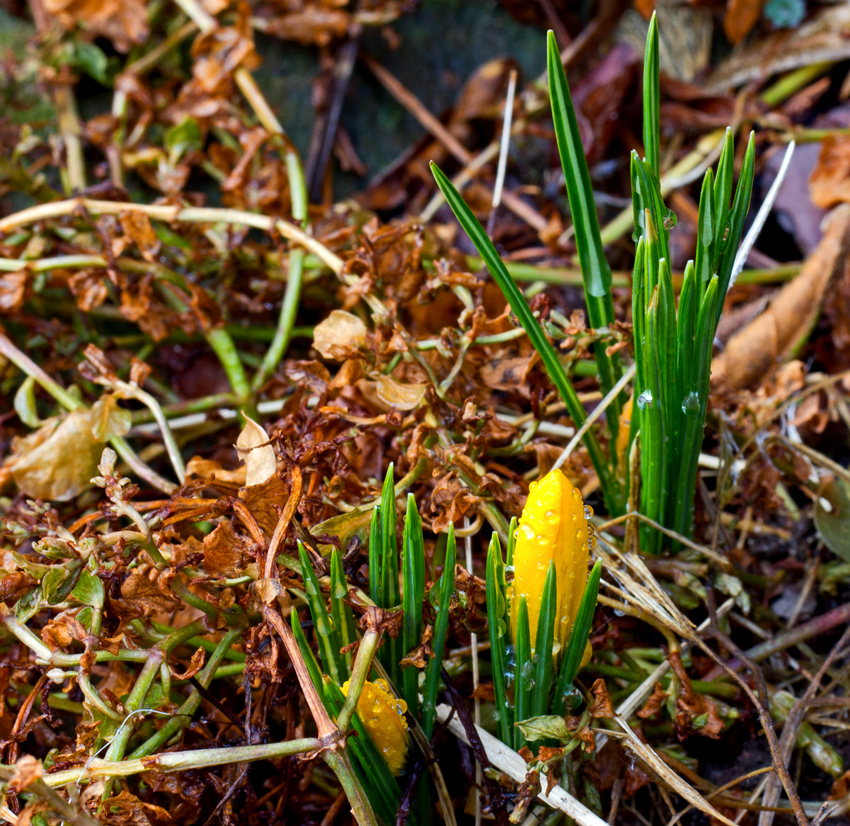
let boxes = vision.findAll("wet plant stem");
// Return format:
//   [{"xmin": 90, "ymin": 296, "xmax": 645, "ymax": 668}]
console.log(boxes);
[
  {"xmin": 336, "ymin": 629, "xmax": 380, "ymax": 734},
  {"xmin": 101, "ymin": 652, "xmax": 164, "ymax": 798},
  {"xmin": 324, "ymin": 749, "xmax": 380, "ymax": 826},
  {"xmin": 128, "ymin": 629, "xmax": 242, "ymax": 759},
  {"xmin": 40, "ymin": 738, "xmax": 324, "ymax": 787}
]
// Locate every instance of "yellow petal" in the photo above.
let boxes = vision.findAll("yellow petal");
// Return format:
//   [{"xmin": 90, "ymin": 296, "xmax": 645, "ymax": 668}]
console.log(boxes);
[
  {"xmin": 342, "ymin": 678, "xmax": 409, "ymax": 776},
  {"xmin": 510, "ymin": 469, "xmax": 589, "ymax": 655}
]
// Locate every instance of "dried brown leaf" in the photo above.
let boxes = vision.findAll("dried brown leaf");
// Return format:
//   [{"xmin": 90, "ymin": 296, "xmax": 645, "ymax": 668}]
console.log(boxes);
[
  {"xmin": 637, "ymin": 682, "xmax": 669, "ymax": 720},
  {"xmin": 723, "ymin": 0, "xmax": 763, "ymax": 45},
  {"xmin": 203, "ymin": 521, "xmax": 253, "ymax": 578},
  {"xmin": 588, "ymin": 679, "xmax": 615, "ymax": 719},
  {"xmin": 117, "ymin": 568, "xmax": 180, "ymax": 618},
  {"xmin": 712, "ymin": 205, "xmax": 850, "ymax": 390},
  {"xmin": 376, "ymin": 375, "xmax": 427, "ymax": 411},
  {"xmin": 7, "ymin": 411, "xmax": 103, "ymax": 502},
  {"xmin": 43, "ymin": 0, "xmax": 149, "ymax": 51},
  {"xmin": 170, "ymin": 647, "xmax": 205, "ymax": 681},
  {"xmin": 811, "ymin": 136, "xmax": 850, "ymax": 210},
  {"xmin": 8, "ymin": 755, "xmax": 43, "ymax": 793},
  {"xmin": 313, "ymin": 310, "xmax": 369, "ymax": 361},
  {"xmin": 236, "ymin": 416, "xmax": 277, "ymax": 487},
  {"xmin": 0, "ymin": 271, "xmax": 26, "ymax": 314},
  {"xmin": 101, "ymin": 791, "xmax": 172, "ymax": 826}
]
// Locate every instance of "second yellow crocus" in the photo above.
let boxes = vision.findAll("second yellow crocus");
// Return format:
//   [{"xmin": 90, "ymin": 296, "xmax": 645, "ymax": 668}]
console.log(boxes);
[{"xmin": 509, "ymin": 468, "xmax": 592, "ymax": 661}]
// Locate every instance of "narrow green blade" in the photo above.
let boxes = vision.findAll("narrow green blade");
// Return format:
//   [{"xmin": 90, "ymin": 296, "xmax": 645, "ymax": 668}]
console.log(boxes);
[
  {"xmin": 506, "ymin": 516, "xmax": 517, "ymax": 568},
  {"xmin": 547, "ymin": 29, "xmax": 622, "ymax": 448},
  {"xmin": 430, "ymin": 161, "xmax": 622, "ymax": 516},
  {"xmin": 422, "ymin": 525, "xmax": 457, "ymax": 738},
  {"xmin": 298, "ymin": 542, "xmax": 343, "ymax": 683},
  {"xmin": 291, "ymin": 609, "xmax": 324, "ymax": 694},
  {"xmin": 368, "ymin": 504, "xmax": 382, "ymax": 606},
  {"xmin": 530, "ymin": 562, "xmax": 557, "ymax": 722},
  {"xmin": 330, "ymin": 548, "xmax": 357, "ymax": 679},
  {"xmin": 401, "ymin": 493, "xmax": 425, "ymax": 717},
  {"xmin": 486, "ymin": 532, "xmax": 512, "ymax": 747},
  {"xmin": 715, "ymin": 132, "xmax": 755, "ymax": 326},
  {"xmin": 712, "ymin": 128, "xmax": 735, "ymax": 269},
  {"xmin": 694, "ymin": 169, "xmax": 715, "ymax": 295},
  {"xmin": 554, "ymin": 559, "xmax": 602, "ymax": 713},
  {"xmin": 670, "ymin": 277, "xmax": 720, "ymax": 546},
  {"xmin": 513, "ymin": 596, "xmax": 533, "ymax": 749},
  {"xmin": 642, "ymin": 12, "xmax": 660, "ymax": 178},
  {"xmin": 378, "ymin": 465, "xmax": 402, "ymax": 690}
]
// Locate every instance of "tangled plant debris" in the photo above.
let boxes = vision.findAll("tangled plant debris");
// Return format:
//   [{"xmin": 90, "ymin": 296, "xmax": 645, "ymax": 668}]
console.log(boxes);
[{"xmin": 1, "ymin": 1, "xmax": 850, "ymax": 825}]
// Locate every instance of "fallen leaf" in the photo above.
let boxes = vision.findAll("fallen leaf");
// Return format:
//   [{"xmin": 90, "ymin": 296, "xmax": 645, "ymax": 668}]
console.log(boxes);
[
  {"xmin": 588, "ymin": 679, "xmax": 615, "ymax": 718},
  {"xmin": 170, "ymin": 647, "xmax": 205, "ymax": 681},
  {"xmin": 637, "ymin": 682, "xmax": 670, "ymax": 719},
  {"xmin": 810, "ymin": 136, "xmax": 850, "ymax": 209},
  {"xmin": 708, "ymin": 5, "xmax": 850, "ymax": 91},
  {"xmin": 101, "ymin": 791, "xmax": 172, "ymax": 826},
  {"xmin": 8, "ymin": 755, "xmax": 42, "ymax": 793},
  {"xmin": 119, "ymin": 211, "xmax": 161, "ymax": 263},
  {"xmin": 117, "ymin": 568, "xmax": 180, "ymax": 618},
  {"xmin": 376, "ymin": 376, "xmax": 426, "ymax": 411},
  {"xmin": 313, "ymin": 310, "xmax": 369, "ymax": 360},
  {"xmin": 712, "ymin": 205, "xmax": 850, "ymax": 391},
  {"xmin": 235, "ymin": 416, "xmax": 277, "ymax": 487},
  {"xmin": 0, "ymin": 272, "xmax": 26, "ymax": 314},
  {"xmin": 203, "ymin": 521, "xmax": 253, "ymax": 577},
  {"xmin": 186, "ymin": 456, "xmax": 247, "ymax": 488},
  {"xmin": 7, "ymin": 410, "xmax": 103, "ymax": 502},
  {"xmin": 90, "ymin": 395, "xmax": 132, "ymax": 442}
]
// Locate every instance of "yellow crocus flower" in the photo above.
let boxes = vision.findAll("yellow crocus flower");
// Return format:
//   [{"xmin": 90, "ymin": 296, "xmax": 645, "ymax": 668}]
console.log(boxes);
[
  {"xmin": 341, "ymin": 678, "xmax": 409, "ymax": 776},
  {"xmin": 510, "ymin": 468, "xmax": 592, "ymax": 662}
]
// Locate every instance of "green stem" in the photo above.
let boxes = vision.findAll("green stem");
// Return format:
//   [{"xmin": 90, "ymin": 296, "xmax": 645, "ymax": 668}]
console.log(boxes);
[
  {"xmin": 324, "ymin": 749, "xmax": 380, "ymax": 826},
  {"xmin": 336, "ymin": 630, "xmax": 380, "ymax": 734},
  {"xmin": 206, "ymin": 326, "xmax": 252, "ymax": 408},
  {"xmin": 127, "ymin": 629, "xmax": 241, "ymax": 759}
]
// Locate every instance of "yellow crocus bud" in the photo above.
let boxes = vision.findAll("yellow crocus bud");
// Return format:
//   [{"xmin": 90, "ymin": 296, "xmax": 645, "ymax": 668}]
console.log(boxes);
[
  {"xmin": 510, "ymin": 469, "xmax": 592, "ymax": 663},
  {"xmin": 341, "ymin": 678, "xmax": 409, "ymax": 776}
]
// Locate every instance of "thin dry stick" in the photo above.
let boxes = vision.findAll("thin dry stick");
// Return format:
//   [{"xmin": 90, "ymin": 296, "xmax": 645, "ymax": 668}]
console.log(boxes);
[
  {"xmin": 360, "ymin": 52, "xmax": 547, "ymax": 232},
  {"xmin": 552, "ymin": 363, "xmax": 636, "ymax": 471},
  {"xmin": 485, "ymin": 68, "xmax": 518, "ymax": 239},
  {"xmin": 593, "ymin": 596, "xmax": 735, "ymax": 752},
  {"xmin": 700, "ymin": 589, "xmax": 810, "ymax": 826}
]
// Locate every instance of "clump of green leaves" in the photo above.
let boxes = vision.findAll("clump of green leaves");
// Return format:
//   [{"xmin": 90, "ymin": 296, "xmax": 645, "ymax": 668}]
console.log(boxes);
[
  {"xmin": 432, "ymin": 16, "xmax": 755, "ymax": 551},
  {"xmin": 296, "ymin": 467, "xmax": 456, "ymax": 824}
]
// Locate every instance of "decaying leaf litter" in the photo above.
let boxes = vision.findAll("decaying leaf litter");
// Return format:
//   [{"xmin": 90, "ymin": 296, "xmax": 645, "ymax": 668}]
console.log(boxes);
[{"xmin": 2, "ymin": 1, "xmax": 850, "ymax": 825}]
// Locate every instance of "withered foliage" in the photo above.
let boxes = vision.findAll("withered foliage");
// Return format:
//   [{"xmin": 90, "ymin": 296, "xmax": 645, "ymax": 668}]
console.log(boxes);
[{"xmin": 1, "ymin": 1, "xmax": 850, "ymax": 825}]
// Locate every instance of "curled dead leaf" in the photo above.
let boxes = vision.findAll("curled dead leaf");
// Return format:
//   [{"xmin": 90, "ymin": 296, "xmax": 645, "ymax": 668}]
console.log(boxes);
[
  {"xmin": 236, "ymin": 416, "xmax": 277, "ymax": 487},
  {"xmin": 203, "ymin": 521, "xmax": 253, "ymax": 577},
  {"xmin": 7, "ymin": 410, "xmax": 103, "ymax": 502},
  {"xmin": 712, "ymin": 206, "xmax": 850, "ymax": 390},
  {"xmin": 376, "ymin": 376, "xmax": 427, "ymax": 411},
  {"xmin": 117, "ymin": 568, "xmax": 180, "ymax": 618},
  {"xmin": 313, "ymin": 310, "xmax": 369, "ymax": 360},
  {"xmin": 588, "ymin": 679, "xmax": 615, "ymax": 718},
  {"xmin": 170, "ymin": 647, "xmax": 205, "ymax": 681}
]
